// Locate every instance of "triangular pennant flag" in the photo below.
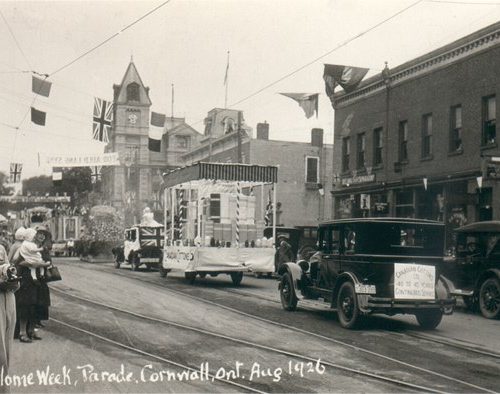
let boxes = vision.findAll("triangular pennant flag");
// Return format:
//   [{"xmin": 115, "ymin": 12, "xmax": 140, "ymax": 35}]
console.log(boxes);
[
  {"xmin": 280, "ymin": 93, "xmax": 319, "ymax": 119},
  {"xmin": 31, "ymin": 107, "xmax": 46, "ymax": 126},
  {"xmin": 151, "ymin": 112, "xmax": 166, "ymax": 127},
  {"xmin": 32, "ymin": 76, "xmax": 52, "ymax": 97},
  {"xmin": 323, "ymin": 64, "xmax": 369, "ymax": 101}
]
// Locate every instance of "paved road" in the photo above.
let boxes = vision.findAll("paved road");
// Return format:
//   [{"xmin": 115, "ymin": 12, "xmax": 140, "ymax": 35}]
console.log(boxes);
[{"xmin": 9, "ymin": 258, "xmax": 500, "ymax": 393}]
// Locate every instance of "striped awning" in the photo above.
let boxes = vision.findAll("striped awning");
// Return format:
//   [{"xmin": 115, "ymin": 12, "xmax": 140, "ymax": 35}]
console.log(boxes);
[{"xmin": 162, "ymin": 162, "xmax": 278, "ymax": 189}]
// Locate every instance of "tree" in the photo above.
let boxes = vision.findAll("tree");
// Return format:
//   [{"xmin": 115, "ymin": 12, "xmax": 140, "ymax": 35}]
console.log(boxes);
[{"xmin": 22, "ymin": 168, "xmax": 94, "ymax": 205}]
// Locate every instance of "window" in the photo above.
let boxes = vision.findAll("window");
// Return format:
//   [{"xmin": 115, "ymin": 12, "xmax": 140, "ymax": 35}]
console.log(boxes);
[
  {"xmin": 422, "ymin": 114, "xmax": 433, "ymax": 158},
  {"xmin": 305, "ymin": 156, "xmax": 319, "ymax": 183},
  {"xmin": 357, "ymin": 133, "xmax": 366, "ymax": 169},
  {"xmin": 450, "ymin": 105, "xmax": 463, "ymax": 152},
  {"xmin": 209, "ymin": 193, "xmax": 221, "ymax": 223},
  {"xmin": 223, "ymin": 117, "xmax": 235, "ymax": 134},
  {"xmin": 482, "ymin": 95, "xmax": 496, "ymax": 145},
  {"xmin": 373, "ymin": 127, "xmax": 383, "ymax": 165},
  {"xmin": 342, "ymin": 137, "xmax": 350, "ymax": 172},
  {"xmin": 398, "ymin": 121, "xmax": 408, "ymax": 162},
  {"xmin": 175, "ymin": 136, "xmax": 190, "ymax": 149},
  {"xmin": 126, "ymin": 83, "xmax": 140, "ymax": 102}
]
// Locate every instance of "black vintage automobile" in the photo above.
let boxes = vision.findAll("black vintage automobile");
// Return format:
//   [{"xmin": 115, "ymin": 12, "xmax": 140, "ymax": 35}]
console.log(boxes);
[
  {"xmin": 278, "ymin": 218, "xmax": 455, "ymax": 329},
  {"xmin": 441, "ymin": 221, "xmax": 500, "ymax": 319}
]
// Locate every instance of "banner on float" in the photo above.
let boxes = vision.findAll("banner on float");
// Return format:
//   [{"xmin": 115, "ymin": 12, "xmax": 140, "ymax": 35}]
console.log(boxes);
[{"xmin": 44, "ymin": 152, "xmax": 120, "ymax": 168}]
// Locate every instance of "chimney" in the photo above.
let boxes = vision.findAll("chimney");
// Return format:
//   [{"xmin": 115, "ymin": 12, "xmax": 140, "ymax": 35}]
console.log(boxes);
[
  {"xmin": 257, "ymin": 121, "xmax": 269, "ymax": 140},
  {"xmin": 311, "ymin": 128, "xmax": 323, "ymax": 147}
]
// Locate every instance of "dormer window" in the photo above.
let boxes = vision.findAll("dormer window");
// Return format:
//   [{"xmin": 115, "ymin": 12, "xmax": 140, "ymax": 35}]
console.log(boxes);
[
  {"xmin": 223, "ymin": 117, "xmax": 235, "ymax": 134},
  {"xmin": 127, "ymin": 83, "xmax": 140, "ymax": 102}
]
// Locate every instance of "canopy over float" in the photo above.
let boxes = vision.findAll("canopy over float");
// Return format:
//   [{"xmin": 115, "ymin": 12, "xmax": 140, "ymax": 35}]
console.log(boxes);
[{"xmin": 160, "ymin": 162, "xmax": 279, "ymax": 283}]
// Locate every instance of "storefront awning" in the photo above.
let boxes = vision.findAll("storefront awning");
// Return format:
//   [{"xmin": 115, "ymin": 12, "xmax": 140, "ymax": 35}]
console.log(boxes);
[{"xmin": 162, "ymin": 162, "xmax": 278, "ymax": 189}]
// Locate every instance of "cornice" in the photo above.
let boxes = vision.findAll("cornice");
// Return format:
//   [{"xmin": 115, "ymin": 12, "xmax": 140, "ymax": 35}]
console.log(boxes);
[{"xmin": 335, "ymin": 27, "xmax": 500, "ymax": 108}]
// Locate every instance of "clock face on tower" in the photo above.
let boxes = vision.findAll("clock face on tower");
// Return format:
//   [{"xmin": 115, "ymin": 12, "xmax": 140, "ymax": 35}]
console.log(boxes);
[{"xmin": 128, "ymin": 114, "xmax": 138, "ymax": 125}]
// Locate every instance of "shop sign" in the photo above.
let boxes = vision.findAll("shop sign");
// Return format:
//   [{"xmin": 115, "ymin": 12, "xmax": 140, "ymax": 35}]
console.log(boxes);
[{"xmin": 341, "ymin": 174, "xmax": 375, "ymax": 186}]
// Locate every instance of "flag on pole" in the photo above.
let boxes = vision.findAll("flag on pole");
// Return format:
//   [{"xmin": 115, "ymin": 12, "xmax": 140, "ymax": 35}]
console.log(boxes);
[
  {"xmin": 224, "ymin": 52, "xmax": 230, "ymax": 85},
  {"xmin": 280, "ymin": 93, "xmax": 319, "ymax": 119},
  {"xmin": 52, "ymin": 169, "xmax": 62, "ymax": 186},
  {"xmin": 32, "ymin": 76, "xmax": 52, "ymax": 97},
  {"xmin": 264, "ymin": 189, "xmax": 273, "ymax": 226},
  {"xmin": 323, "ymin": 64, "xmax": 369, "ymax": 100},
  {"xmin": 9, "ymin": 163, "xmax": 22, "ymax": 183},
  {"xmin": 149, "ymin": 111, "xmax": 166, "ymax": 152},
  {"xmin": 91, "ymin": 166, "xmax": 102, "ymax": 183},
  {"xmin": 31, "ymin": 107, "xmax": 46, "ymax": 126},
  {"xmin": 93, "ymin": 97, "xmax": 113, "ymax": 143}
]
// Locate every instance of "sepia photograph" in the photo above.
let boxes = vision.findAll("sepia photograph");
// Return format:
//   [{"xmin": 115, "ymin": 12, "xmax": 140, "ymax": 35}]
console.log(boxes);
[{"xmin": 0, "ymin": 0, "xmax": 499, "ymax": 392}]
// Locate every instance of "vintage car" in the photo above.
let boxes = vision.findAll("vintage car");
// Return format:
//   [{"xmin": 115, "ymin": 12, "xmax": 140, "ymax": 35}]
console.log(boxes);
[
  {"xmin": 441, "ymin": 221, "xmax": 500, "ymax": 319},
  {"xmin": 113, "ymin": 225, "xmax": 164, "ymax": 271},
  {"xmin": 278, "ymin": 218, "xmax": 455, "ymax": 329},
  {"xmin": 51, "ymin": 240, "xmax": 67, "ymax": 257}
]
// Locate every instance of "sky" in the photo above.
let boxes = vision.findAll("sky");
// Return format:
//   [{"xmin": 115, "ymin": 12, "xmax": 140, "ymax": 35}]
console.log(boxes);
[{"xmin": 0, "ymin": 0, "xmax": 499, "ymax": 179}]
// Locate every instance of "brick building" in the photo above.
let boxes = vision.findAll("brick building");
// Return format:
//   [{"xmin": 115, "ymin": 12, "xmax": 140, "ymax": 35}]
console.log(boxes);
[
  {"xmin": 183, "ymin": 120, "xmax": 334, "ymax": 227},
  {"xmin": 331, "ymin": 22, "xmax": 500, "ymax": 245}
]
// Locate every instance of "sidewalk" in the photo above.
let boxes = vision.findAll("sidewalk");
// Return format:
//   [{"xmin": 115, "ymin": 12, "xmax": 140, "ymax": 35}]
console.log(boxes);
[{"xmin": 8, "ymin": 324, "xmax": 224, "ymax": 393}]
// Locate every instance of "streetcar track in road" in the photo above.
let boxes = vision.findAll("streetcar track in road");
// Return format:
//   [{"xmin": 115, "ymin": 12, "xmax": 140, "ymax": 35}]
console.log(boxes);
[
  {"xmin": 217, "ymin": 284, "xmax": 500, "ymax": 359},
  {"xmin": 55, "ymin": 261, "xmax": 499, "ymax": 393},
  {"xmin": 50, "ymin": 317, "xmax": 266, "ymax": 394},
  {"xmin": 51, "ymin": 284, "xmax": 488, "ymax": 394}
]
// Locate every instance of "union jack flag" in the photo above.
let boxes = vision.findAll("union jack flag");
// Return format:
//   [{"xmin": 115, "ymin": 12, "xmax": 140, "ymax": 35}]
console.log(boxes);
[
  {"xmin": 9, "ymin": 163, "xmax": 22, "ymax": 183},
  {"xmin": 91, "ymin": 166, "xmax": 102, "ymax": 184},
  {"xmin": 93, "ymin": 97, "xmax": 113, "ymax": 143}
]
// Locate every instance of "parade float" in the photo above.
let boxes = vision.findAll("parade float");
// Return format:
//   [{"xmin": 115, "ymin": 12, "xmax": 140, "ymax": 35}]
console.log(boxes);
[{"xmin": 160, "ymin": 162, "xmax": 278, "ymax": 285}]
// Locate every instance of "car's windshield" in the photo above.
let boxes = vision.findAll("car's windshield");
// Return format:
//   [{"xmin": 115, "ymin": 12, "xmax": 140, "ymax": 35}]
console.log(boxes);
[
  {"xmin": 456, "ymin": 233, "xmax": 500, "ymax": 257},
  {"xmin": 351, "ymin": 222, "xmax": 444, "ymax": 256}
]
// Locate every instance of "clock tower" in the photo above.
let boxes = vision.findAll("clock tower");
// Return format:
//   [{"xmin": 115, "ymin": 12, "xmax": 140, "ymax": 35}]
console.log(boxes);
[{"xmin": 104, "ymin": 59, "xmax": 153, "ymax": 223}]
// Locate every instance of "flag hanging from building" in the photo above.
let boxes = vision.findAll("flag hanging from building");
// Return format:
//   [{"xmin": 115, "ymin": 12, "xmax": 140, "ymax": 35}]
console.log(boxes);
[
  {"xmin": 93, "ymin": 97, "xmax": 113, "ymax": 143},
  {"xmin": 31, "ymin": 107, "xmax": 46, "ymax": 126},
  {"xmin": 264, "ymin": 189, "xmax": 273, "ymax": 226},
  {"xmin": 280, "ymin": 93, "xmax": 319, "ymax": 119},
  {"xmin": 32, "ymin": 76, "xmax": 52, "ymax": 97},
  {"xmin": 323, "ymin": 64, "xmax": 369, "ymax": 100},
  {"xmin": 151, "ymin": 112, "xmax": 166, "ymax": 128},
  {"xmin": 149, "ymin": 111, "xmax": 166, "ymax": 152},
  {"xmin": 9, "ymin": 163, "xmax": 22, "ymax": 183},
  {"xmin": 52, "ymin": 169, "xmax": 62, "ymax": 186},
  {"xmin": 91, "ymin": 166, "xmax": 102, "ymax": 184}
]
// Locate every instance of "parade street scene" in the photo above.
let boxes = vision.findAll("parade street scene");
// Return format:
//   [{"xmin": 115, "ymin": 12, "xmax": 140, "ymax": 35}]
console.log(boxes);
[{"xmin": 1, "ymin": 0, "xmax": 500, "ymax": 393}]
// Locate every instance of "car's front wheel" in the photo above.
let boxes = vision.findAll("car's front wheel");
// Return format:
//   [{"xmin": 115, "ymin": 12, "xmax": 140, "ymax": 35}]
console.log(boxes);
[
  {"xmin": 415, "ymin": 309, "xmax": 443, "ymax": 329},
  {"xmin": 479, "ymin": 278, "xmax": 500, "ymax": 319},
  {"xmin": 280, "ymin": 272, "xmax": 297, "ymax": 311},
  {"xmin": 337, "ymin": 281, "xmax": 360, "ymax": 329}
]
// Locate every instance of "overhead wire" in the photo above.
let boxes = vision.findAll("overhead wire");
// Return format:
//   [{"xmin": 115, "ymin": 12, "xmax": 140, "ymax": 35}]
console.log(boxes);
[
  {"xmin": 228, "ymin": 0, "xmax": 424, "ymax": 108},
  {"xmin": 0, "ymin": 8, "xmax": 33, "ymax": 71},
  {"xmin": 49, "ymin": 0, "xmax": 173, "ymax": 77}
]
